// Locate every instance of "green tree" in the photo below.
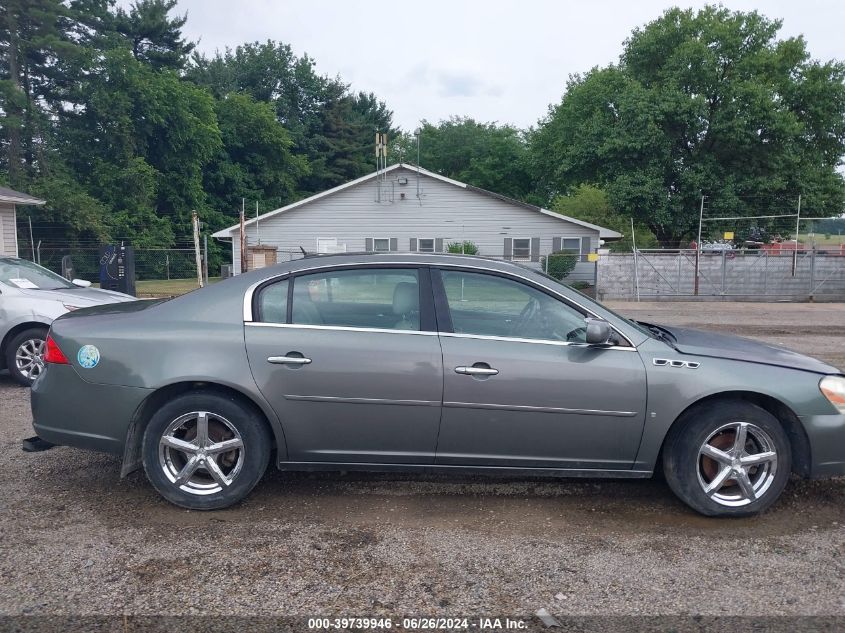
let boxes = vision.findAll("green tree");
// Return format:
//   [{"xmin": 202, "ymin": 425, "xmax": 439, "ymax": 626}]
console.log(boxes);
[
  {"xmin": 63, "ymin": 49, "xmax": 220, "ymax": 243},
  {"xmin": 398, "ymin": 117, "xmax": 535, "ymax": 201},
  {"xmin": 114, "ymin": 0, "xmax": 195, "ymax": 70},
  {"xmin": 0, "ymin": 0, "xmax": 88, "ymax": 185},
  {"xmin": 551, "ymin": 184, "xmax": 657, "ymax": 251},
  {"xmin": 531, "ymin": 6, "xmax": 845, "ymax": 246},
  {"xmin": 188, "ymin": 42, "xmax": 397, "ymax": 194},
  {"xmin": 204, "ymin": 92, "xmax": 308, "ymax": 225}
]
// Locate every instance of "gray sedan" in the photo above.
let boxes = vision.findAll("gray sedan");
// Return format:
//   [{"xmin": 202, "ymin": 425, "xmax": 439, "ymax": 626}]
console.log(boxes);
[
  {"xmin": 30, "ymin": 254, "xmax": 845, "ymax": 516},
  {"xmin": 0, "ymin": 257, "xmax": 133, "ymax": 385}
]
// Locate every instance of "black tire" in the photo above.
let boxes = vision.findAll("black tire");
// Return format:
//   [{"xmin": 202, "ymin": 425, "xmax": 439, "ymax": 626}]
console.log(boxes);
[
  {"xmin": 142, "ymin": 391, "xmax": 271, "ymax": 510},
  {"xmin": 662, "ymin": 399, "xmax": 791, "ymax": 517},
  {"xmin": 5, "ymin": 327, "xmax": 48, "ymax": 387}
]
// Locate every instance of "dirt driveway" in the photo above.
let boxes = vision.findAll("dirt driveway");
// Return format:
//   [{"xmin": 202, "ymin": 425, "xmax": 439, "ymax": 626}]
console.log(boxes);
[{"xmin": 1, "ymin": 302, "xmax": 844, "ymax": 630}]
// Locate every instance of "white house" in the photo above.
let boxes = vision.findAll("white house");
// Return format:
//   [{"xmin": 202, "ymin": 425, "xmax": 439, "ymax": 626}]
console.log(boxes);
[
  {"xmin": 0, "ymin": 186, "xmax": 46, "ymax": 258},
  {"xmin": 212, "ymin": 163, "xmax": 621, "ymax": 277}
]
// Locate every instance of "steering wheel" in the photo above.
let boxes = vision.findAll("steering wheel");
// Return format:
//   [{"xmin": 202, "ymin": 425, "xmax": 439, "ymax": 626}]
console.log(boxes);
[{"xmin": 509, "ymin": 298, "xmax": 540, "ymax": 336}]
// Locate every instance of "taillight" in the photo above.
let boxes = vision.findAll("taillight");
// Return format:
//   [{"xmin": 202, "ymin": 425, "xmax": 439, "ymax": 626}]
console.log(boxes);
[{"xmin": 44, "ymin": 334, "xmax": 69, "ymax": 364}]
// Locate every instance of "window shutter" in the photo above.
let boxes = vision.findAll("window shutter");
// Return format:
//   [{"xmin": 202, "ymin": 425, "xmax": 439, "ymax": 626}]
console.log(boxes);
[
  {"xmin": 389, "ymin": 238, "xmax": 398, "ymax": 252},
  {"xmin": 503, "ymin": 238, "xmax": 513, "ymax": 260},
  {"xmin": 365, "ymin": 238, "xmax": 373, "ymax": 252},
  {"xmin": 410, "ymin": 238, "xmax": 417, "ymax": 252},
  {"xmin": 531, "ymin": 237, "xmax": 541, "ymax": 262},
  {"xmin": 552, "ymin": 237, "xmax": 562, "ymax": 253},
  {"xmin": 581, "ymin": 236, "xmax": 591, "ymax": 258},
  {"xmin": 435, "ymin": 238, "xmax": 443, "ymax": 252}
]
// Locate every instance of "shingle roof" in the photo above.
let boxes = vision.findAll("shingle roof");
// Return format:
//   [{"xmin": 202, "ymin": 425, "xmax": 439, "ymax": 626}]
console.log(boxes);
[{"xmin": 0, "ymin": 186, "xmax": 46, "ymax": 205}]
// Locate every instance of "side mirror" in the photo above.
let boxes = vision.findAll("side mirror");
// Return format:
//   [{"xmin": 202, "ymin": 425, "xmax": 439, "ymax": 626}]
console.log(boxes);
[
  {"xmin": 585, "ymin": 318, "xmax": 613, "ymax": 345},
  {"xmin": 71, "ymin": 279, "xmax": 92, "ymax": 288}
]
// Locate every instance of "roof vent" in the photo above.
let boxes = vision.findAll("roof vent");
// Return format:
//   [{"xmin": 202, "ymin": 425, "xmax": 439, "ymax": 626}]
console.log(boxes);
[{"xmin": 397, "ymin": 177, "xmax": 408, "ymax": 185}]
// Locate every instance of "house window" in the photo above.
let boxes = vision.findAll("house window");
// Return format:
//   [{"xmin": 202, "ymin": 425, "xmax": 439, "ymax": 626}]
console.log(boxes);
[
  {"xmin": 417, "ymin": 238, "xmax": 435, "ymax": 253},
  {"xmin": 512, "ymin": 238, "xmax": 531, "ymax": 260},
  {"xmin": 561, "ymin": 238, "xmax": 581, "ymax": 253},
  {"xmin": 372, "ymin": 238, "xmax": 391, "ymax": 252}
]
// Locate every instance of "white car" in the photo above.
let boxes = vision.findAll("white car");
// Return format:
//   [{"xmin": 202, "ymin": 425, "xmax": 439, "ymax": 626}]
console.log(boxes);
[{"xmin": 0, "ymin": 257, "xmax": 134, "ymax": 386}]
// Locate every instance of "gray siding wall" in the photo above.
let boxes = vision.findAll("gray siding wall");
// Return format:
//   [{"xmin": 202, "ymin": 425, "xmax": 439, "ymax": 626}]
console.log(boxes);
[
  {"xmin": 229, "ymin": 167, "xmax": 599, "ymax": 274},
  {"xmin": 0, "ymin": 204, "xmax": 17, "ymax": 257}
]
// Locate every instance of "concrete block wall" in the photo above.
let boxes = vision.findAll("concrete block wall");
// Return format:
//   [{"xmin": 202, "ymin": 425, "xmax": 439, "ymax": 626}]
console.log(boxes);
[{"xmin": 597, "ymin": 252, "xmax": 845, "ymax": 301}]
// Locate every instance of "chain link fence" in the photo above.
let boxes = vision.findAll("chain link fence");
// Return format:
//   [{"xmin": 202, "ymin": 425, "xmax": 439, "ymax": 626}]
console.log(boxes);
[{"xmin": 31, "ymin": 247, "xmax": 201, "ymax": 282}]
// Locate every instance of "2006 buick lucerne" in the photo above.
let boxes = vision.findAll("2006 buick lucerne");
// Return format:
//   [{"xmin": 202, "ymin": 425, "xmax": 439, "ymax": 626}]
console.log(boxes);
[{"xmin": 29, "ymin": 253, "xmax": 845, "ymax": 516}]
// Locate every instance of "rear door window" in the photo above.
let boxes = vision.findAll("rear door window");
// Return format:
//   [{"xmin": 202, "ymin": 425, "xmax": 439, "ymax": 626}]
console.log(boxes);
[{"xmin": 291, "ymin": 268, "xmax": 421, "ymax": 331}]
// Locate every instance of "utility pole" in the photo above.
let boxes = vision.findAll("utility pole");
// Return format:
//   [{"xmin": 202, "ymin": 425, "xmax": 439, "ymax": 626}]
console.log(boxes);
[
  {"xmin": 256, "ymin": 200, "xmax": 261, "ymax": 245},
  {"xmin": 793, "ymin": 194, "xmax": 802, "ymax": 276},
  {"xmin": 191, "ymin": 211, "xmax": 204, "ymax": 288},
  {"xmin": 632, "ymin": 217, "xmax": 640, "ymax": 302},
  {"xmin": 240, "ymin": 198, "xmax": 247, "ymax": 274},
  {"xmin": 28, "ymin": 217, "xmax": 35, "ymax": 262},
  {"xmin": 203, "ymin": 234, "xmax": 209, "ymax": 284},
  {"xmin": 694, "ymin": 195, "xmax": 705, "ymax": 296}
]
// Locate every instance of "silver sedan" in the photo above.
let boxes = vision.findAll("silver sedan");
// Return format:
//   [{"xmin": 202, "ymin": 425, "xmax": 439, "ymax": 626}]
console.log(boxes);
[{"xmin": 0, "ymin": 257, "xmax": 133, "ymax": 385}]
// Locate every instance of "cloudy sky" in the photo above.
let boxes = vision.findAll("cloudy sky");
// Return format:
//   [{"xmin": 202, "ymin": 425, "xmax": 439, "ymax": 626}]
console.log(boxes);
[{"xmin": 170, "ymin": 0, "xmax": 844, "ymax": 131}]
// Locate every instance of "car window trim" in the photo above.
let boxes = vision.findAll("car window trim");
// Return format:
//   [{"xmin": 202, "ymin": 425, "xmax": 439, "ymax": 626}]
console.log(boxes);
[
  {"xmin": 243, "ymin": 259, "xmax": 635, "ymax": 347},
  {"xmin": 249, "ymin": 263, "xmax": 436, "ymax": 333},
  {"xmin": 244, "ymin": 322, "xmax": 440, "ymax": 336}
]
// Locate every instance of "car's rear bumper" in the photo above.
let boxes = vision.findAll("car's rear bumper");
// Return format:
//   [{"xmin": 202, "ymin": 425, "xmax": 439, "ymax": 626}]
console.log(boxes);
[
  {"xmin": 31, "ymin": 364, "xmax": 152, "ymax": 456},
  {"xmin": 803, "ymin": 412, "xmax": 845, "ymax": 478}
]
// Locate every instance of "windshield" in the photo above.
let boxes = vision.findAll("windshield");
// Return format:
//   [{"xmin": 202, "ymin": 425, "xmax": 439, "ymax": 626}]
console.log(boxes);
[{"xmin": 0, "ymin": 258, "xmax": 75, "ymax": 290}]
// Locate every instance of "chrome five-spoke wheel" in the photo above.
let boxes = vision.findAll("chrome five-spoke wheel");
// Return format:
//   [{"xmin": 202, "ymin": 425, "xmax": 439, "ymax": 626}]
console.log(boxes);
[
  {"xmin": 143, "ymin": 392, "xmax": 272, "ymax": 510},
  {"xmin": 663, "ymin": 400, "xmax": 791, "ymax": 516},
  {"xmin": 697, "ymin": 421, "xmax": 778, "ymax": 507},
  {"xmin": 158, "ymin": 411, "xmax": 245, "ymax": 495}
]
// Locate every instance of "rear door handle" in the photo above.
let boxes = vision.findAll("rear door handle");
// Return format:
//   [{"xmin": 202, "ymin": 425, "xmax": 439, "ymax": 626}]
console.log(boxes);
[
  {"xmin": 455, "ymin": 366, "xmax": 499, "ymax": 376},
  {"xmin": 268, "ymin": 356, "xmax": 312, "ymax": 365}
]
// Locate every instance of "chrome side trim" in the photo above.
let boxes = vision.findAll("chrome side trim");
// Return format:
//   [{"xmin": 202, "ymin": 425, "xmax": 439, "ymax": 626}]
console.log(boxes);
[
  {"xmin": 444, "ymin": 401, "xmax": 638, "ymax": 417},
  {"xmin": 243, "ymin": 274, "xmax": 289, "ymax": 322},
  {"xmin": 240, "ymin": 260, "xmax": 634, "ymax": 347},
  {"xmin": 284, "ymin": 394, "xmax": 440, "ymax": 407},
  {"xmin": 245, "ymin": 322, "xmax": 438, "ymax": 336},
  {"xmin": 439, "ymin": 331, "xmax": 637, "ymax": 351}
]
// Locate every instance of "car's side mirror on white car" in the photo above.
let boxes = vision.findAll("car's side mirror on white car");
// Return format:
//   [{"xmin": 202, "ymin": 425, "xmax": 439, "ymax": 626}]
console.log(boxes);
[{"xmin": 71, "ymin": 279, "xmax": 92, "ymax": 288}]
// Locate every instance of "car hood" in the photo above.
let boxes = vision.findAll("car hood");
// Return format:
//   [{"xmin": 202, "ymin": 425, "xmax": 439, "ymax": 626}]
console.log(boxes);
[
  {"xmin": 19, "ymin": 286, "xmax": 135, "ymax": 306},
  {"xmin": 659, "ymin": 325, "xmax": 840, "ymax": 374}
]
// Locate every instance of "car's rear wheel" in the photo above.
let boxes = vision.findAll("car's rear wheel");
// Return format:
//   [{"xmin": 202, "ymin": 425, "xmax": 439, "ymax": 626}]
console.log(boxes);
[
  {"xmin": 142, "ymin": 391, "xmax": 271, "ymax": 510},
  {"xmin": 663, "ymin": 399, "xmax": 791, "ymax": 517},
  {"xmin": 5, "ymin": 327, "xmax": 48, "ymax": 387}
]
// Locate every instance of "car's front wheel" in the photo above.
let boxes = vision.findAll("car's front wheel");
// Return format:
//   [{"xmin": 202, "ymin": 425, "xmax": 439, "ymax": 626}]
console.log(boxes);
[
  {"xmin": 142, "ymin": 391, "xmax": 271, "ymax": 510},
  {"xmin": 5, "ymin": 327, "xmax": 48, "ymax": 387},
  {"xmin": 663, "ymin": 399, "xmax": 791, "ymax": 517}
]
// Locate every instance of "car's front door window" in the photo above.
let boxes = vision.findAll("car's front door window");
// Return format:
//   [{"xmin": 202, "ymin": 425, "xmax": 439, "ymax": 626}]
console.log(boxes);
[{"xmin": 440, "ymin": 270, "xmax": 586, "ymax": 342}]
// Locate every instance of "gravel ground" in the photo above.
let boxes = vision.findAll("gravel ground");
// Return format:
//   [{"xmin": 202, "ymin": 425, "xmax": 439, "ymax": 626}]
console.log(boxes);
[{"xmin": 1, "ymin": 302, "xmax": 844, "ymax": 628}]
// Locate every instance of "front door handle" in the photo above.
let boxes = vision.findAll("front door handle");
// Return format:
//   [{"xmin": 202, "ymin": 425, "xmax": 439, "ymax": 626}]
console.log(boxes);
[
  {"xmin": 455, "ymin": 365, "xmax": 499, "ymax": 376},
  {"xmin": 268, "ymin": 355, "xmax": 312, "ymax": 365}
]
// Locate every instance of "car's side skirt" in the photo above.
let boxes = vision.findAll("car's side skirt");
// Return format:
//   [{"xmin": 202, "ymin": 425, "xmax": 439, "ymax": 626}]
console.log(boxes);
[{"xmin": 275, "ymin": 461, "xmax": 654, "ymax": 479}]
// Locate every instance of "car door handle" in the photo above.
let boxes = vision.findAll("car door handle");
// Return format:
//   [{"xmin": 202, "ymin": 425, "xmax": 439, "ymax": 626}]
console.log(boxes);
[
  {"xmin": 267, "ymin": 356, "xmax": 312, "ymax": 365},
  {"xmin": 455, "ymin": 366, "xmax": 499, "ymax": 376}
]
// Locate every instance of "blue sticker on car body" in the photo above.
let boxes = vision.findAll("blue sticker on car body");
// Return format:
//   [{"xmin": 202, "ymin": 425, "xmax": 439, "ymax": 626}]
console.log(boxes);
[{"xmin": 77, "ymin": 345, "xmax": 100, "ymax": 369}]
